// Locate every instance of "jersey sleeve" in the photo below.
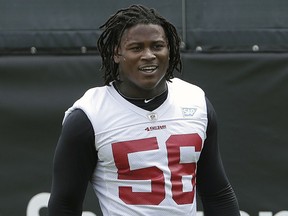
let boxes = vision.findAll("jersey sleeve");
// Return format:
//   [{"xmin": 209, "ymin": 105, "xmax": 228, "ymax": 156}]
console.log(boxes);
[
  {"xmin": 48, "ymin": 109, "xmax": 97, "ymax": 216},
  {"xmin": 196, "ymin": 97, "xmax": 240, "ymax": 216}
]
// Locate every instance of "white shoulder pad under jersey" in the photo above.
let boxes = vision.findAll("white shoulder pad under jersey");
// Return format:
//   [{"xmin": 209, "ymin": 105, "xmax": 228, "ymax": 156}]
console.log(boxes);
[{"xmin": 64, "ymin": 78, "xmax": 208, "ymax": 216}]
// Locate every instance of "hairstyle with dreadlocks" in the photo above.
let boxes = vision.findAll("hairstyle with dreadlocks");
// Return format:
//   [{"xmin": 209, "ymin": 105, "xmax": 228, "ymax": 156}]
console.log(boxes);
[{"xmin": 97, "ymin": 4, "xmax": 182, "ymax": 85}]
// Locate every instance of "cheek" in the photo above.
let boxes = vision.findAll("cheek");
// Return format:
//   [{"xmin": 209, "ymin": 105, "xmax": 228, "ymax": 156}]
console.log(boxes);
[
  {"xmin": 121, "ymin": 55, "xmax": 139, "ymax": 68},
  {"xmin": 161, "ymin": 54, "xmax": 170, "ymax": 68},
  {"xmin": 161, "ymin": 49, "xmax": 170, "ymax": 61},
  {"xmin": 118, "ymin": 58, "xmax": 137, "ymax": 75}
]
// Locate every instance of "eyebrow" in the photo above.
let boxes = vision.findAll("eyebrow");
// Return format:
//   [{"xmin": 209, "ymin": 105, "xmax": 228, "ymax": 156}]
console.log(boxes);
[{"xmin": 125, "ymin": 40, "xmax": 167, "ymax": 46}]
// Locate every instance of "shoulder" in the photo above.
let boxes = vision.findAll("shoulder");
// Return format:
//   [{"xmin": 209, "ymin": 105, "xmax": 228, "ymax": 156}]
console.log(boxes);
[
  {"xmin": 80, "ymin": 85, "xmax": 109, "ymax": 101},
  {"xmin": 63, "ymin": 85, "xmax": 111, "ymax": 124},
  {"xmin": 168, "ymin": 78, "xmax": 206, "ymax": 106},
  {"xmin": 169, "ymin": 78, "xmax": 205, "ymax": 95}
]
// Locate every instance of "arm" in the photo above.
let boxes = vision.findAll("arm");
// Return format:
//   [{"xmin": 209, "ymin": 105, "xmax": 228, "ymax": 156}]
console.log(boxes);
[
  {"xmin": 48, "ymin": 109, "xmax": 97, "ymax": 216},
  {"xmin": 196, "ymin": 98, "xmax": 240, "ymax": 216}
]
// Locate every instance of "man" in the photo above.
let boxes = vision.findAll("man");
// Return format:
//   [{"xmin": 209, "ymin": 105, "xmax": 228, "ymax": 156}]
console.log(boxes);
[{"xmin": 48, "ymin": 4, "xmax": 240, "ymax": 216}]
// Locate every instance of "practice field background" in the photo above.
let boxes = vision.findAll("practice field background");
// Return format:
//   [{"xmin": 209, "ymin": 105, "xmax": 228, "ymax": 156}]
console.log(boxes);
[{"xmin": 0, "ymin": 0, "xmax": 287, "ymax": 215}]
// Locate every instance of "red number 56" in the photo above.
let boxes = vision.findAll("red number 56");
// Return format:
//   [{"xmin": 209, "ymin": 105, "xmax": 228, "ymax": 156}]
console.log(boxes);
[{"xmin": 112, "ymin": 134, "xmax": 202, "ymax": 205}]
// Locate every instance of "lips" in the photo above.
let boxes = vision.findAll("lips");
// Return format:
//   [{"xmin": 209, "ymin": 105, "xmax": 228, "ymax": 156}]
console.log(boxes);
[{"xmin": 139, "ymin": 65, "xmax": 158, "ymax": 73}]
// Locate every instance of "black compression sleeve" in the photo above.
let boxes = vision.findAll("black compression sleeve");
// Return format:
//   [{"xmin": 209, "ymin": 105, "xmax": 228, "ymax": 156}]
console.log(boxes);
[
  {"xmin": 196, "ymin": 98, "xmax": 240, "ymax": 216},
  {"xmin": 48, "ymin": 109, "xmax": 97, "ymax": 216}
]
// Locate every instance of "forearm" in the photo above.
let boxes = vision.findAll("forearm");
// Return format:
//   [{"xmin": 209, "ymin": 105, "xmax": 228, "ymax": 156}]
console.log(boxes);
[{"xmin": 199, "ymin": 183, "xmax": 240, "ymax": 216}]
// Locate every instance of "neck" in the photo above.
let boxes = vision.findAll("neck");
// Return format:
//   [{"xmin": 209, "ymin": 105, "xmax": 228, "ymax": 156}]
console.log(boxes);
[
  {"xmin": 113, "ymin": 82, "xmax": 169, "ymax": 111},
  {"xmin": 114, "ymin": 81, "xmax": 167, "ymax": 100}
]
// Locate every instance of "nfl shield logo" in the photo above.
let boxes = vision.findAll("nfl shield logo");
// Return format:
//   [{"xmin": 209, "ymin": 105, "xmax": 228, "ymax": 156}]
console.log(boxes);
[{"xmin": 147, "ymin": 112, "xmax": 158, "ymax": 121}]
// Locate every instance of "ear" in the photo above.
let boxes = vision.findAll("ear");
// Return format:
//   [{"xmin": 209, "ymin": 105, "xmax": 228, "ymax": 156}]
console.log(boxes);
[{"xmin": 113, "ymin": 47, "xmax": 121, "ymax": 63}]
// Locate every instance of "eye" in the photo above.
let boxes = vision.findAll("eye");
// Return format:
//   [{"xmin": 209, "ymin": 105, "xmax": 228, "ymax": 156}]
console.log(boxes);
[
  {"xmin": 130, "ymin": 46, "xmax": 142, "ymax": 52},
  {"xmin": 153, "ymin": 43, "xmax": 166, "ymax": 50}
]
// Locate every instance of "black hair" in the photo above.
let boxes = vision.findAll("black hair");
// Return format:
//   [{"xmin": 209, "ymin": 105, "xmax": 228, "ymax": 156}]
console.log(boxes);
[{"xmin": 97, "ymin": 4, "xmax": 182, "ymax": 85}]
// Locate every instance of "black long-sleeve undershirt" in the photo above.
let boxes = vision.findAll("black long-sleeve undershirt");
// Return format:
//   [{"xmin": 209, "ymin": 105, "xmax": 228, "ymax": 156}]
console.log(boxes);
[
  {"xmin": 48, "ymin": 97, "xmax": 240, "ymax": 216},
  {"xmin": 197, "ymin": 99, "xmax": 240, "ymax": 215},
  {"xmin": 48, "ymin": 109, "xmax": 96, "ymax": 215}
]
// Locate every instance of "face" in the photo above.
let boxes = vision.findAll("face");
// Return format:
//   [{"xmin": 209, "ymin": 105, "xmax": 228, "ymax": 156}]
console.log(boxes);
[{"xmin": 114, "ymin": 24, "xmax": 170, "ymax": 99}]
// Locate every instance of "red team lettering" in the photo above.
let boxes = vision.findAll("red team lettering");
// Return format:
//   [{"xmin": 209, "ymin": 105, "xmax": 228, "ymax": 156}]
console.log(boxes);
[{"xmin": 145, "ymin": 125, "xmax": 167, "ymax": 131}]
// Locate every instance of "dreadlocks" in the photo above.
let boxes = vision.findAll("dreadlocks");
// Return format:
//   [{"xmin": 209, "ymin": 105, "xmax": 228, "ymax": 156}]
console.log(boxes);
[{"xmin": 97, "ymin": 4, "xmax": 182, "ymax": 85}]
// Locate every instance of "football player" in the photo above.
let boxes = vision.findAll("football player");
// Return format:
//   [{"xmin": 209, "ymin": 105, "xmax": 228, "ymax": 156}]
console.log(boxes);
[{"xmin": 48, "ymin": 4, "xmax": 240, "ymax": 216}]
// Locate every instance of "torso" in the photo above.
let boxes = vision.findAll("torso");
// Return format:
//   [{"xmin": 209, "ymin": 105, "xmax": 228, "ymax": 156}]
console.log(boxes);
[{"xmin": 65, "ymin": 78, "xmax": 208, "ymax": 216}]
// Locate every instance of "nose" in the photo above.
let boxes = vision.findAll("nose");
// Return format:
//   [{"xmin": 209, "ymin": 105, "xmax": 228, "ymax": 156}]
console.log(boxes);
[{"xmin": 141, "ymin": 48, "xmax": 156, "ymax": 61}]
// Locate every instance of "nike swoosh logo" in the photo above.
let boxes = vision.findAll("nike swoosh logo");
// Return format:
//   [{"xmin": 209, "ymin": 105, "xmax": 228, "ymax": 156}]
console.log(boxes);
[{"xmin": 144, "ymin": 98, "xmax": 154, "ymax": 103}]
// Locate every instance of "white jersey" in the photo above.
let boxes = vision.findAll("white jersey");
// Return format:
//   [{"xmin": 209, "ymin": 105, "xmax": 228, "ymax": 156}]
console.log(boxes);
[{"xmin": 64, "ymin": 78, "xmax": 208, "ymax": 216}]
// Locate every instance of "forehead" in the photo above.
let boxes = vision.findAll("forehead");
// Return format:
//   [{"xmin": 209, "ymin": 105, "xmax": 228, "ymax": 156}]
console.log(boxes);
[{"xmin": 120, "ymin": 24, "xmax": 167, "ymax": 44}]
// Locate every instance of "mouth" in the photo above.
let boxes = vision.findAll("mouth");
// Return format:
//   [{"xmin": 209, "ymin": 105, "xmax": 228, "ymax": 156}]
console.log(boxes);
[{"xmin": 138, "ymin": 65, "xmax": 158, "ymax": 73}]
